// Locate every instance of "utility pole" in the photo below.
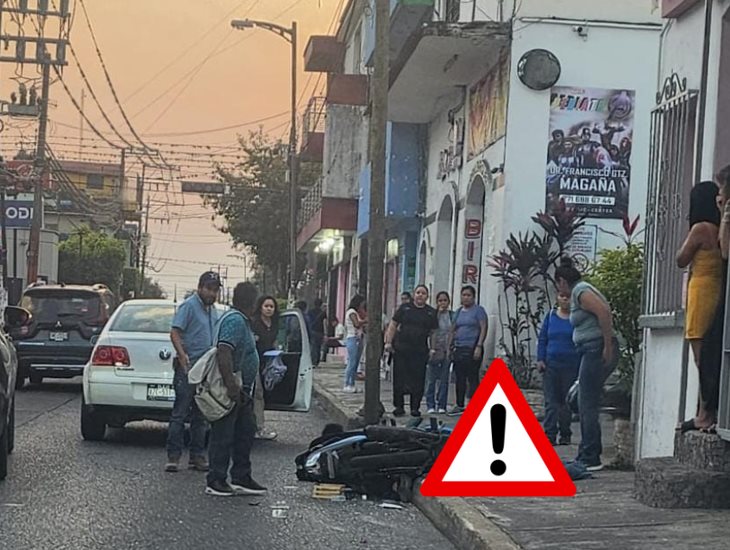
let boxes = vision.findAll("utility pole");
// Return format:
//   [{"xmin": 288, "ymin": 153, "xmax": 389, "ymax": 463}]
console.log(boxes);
[
  {"xmin": 79, "ymin": 88, "xmax": 85, "ymax": 160},
  {"xmin": 139, "ymin": 195, "xmax": 150, "ymax": 298},
  {"xmin": 289, "ymin": 21, "xmax": 298, "ymax": 305},
  {"xmin": 364, "ymin": 0, "xmax": 389, "ymax": 426},
  {"xmin": 26, "ymin": 60, "xmax": 51, "ymax": 285}
]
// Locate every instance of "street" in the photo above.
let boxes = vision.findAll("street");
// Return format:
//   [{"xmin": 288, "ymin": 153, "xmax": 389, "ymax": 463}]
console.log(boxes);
[{"xmin": 0, "ymin": 379, "xmax": 452, "ymax": 550}]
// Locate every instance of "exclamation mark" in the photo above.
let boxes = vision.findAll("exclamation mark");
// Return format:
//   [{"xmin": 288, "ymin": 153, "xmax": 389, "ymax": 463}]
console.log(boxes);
[{"xmin": 490, "ymin": 404, "xmax": 507, "ymax": 476}]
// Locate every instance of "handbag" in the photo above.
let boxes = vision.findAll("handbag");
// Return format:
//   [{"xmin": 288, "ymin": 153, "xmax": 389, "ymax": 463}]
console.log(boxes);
[{"xmin": 188, "ymin": 310, "xmax": 244, "ymax": 422}]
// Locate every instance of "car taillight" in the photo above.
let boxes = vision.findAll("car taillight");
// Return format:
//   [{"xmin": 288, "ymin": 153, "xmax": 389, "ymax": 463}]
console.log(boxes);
[{"xmin": 92, "ymin": 346, "xmax": 130, "ymax": 367}]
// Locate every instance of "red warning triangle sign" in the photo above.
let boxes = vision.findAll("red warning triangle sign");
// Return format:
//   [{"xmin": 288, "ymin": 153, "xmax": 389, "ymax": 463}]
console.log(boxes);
[{"xmin": 421, "ymin": 359, "xmax": 576, "ymax": 498}]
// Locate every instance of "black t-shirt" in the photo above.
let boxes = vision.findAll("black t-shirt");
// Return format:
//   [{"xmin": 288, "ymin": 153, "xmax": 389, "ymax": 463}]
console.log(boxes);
[
  {"xmin": 393, "ymin": 303, "xmax": 439, "ymax": 352},
  {"xmin": 252, "ymin": 316, "xmax": 278, "ymax": 360}
]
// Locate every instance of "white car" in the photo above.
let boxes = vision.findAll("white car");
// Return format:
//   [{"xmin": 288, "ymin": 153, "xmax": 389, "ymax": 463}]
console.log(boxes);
[{"xmin": 81, "ymin": 299, "xmax": 313, "ymax": 441}]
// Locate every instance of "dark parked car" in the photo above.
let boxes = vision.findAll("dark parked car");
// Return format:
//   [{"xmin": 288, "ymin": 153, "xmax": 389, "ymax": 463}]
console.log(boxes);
[
  {"xmin": 12, "ymin": 284, "xmax": 118, "ymax": 387},
  {"xmin": 1, "ymin": 305, "xmax": 30, "ymax": 480}
]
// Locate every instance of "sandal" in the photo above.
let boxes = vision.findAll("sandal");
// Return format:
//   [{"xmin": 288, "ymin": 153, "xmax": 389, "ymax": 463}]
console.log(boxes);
[
  {"xmin": 678, "ymin": 419, "xmax": 699, "ymax": 434},
  {"xmin": 700, "ymin": 424, "xmax": 718, "ymax": 435}
]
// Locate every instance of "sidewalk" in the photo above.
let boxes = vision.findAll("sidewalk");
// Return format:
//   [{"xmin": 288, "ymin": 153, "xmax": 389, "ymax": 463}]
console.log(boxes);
[{"xmin": 312, "ymin": 360, "xmax": 730, "ymax": 550}]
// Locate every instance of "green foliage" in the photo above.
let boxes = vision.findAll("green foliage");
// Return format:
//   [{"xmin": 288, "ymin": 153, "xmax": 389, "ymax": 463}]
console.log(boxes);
[
  {"xmin": 121, "ymin": 267, "xmax": 165, "ymax": 300},
  {"xmin": 586, "ymin": 242, "xmax": 644, "ymax": 389},
  {"xmin": 206, "ymin": 130, "xmax": 318, "ymax": 298},
  {"xmin": 58, "ymin": 227, "xmax": 127, "ymax": 292}
]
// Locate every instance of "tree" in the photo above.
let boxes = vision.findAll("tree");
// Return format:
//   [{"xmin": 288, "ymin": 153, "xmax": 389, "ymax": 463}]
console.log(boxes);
[
  {"xmin": 58, "ymin": 227, "xmax": 127, "ymax": 292},
  {"xmin": 121, "ymin": 267, "xmax": 166, "ymax": 300},
  {"xmin": 207, "ymin": 130, "xmax": 318, "ymax": 298}
]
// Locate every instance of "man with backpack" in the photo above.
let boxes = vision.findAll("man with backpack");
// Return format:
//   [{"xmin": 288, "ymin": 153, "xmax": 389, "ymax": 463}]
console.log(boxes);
[
  {"xmin": 165, "ymin": 271, "xmax": 222, "ymax": 473},
  {"xmin": 205, "ymin": 282, "xmax": 267, "ymax": 497}
]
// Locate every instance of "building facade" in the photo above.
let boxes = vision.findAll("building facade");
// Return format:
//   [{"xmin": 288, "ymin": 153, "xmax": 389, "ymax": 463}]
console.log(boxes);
[
  {"xmin": 299, "ymin": 0, "xmax": 661, "ymax": 357},
  {"xmin": 636, "ymin": 0, "xmax": 730, "ymax": 459}
]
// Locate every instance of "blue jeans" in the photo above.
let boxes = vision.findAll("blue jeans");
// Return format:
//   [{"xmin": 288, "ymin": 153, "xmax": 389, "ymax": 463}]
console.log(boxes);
[
  {"xmin": 207, "ymin": 394, "xmax": 257, "ymax": 485},
  {"xmin": 166, "ymin": 365, "xmax": 207, "ymax": 460},
  {"xmin": 542, "ymin": 362, "xmax": 579, "ymax": 442},
  {"xmin": 426, "ymin": 358, "xmax": 450, "ymax": 410},
  {"xmin": 344, "ymin": 336, "xmax": 363, "ymax": 387},
  {"xmin": 576, "ymin": 338, "xmax": 619, "ymax": 466}
]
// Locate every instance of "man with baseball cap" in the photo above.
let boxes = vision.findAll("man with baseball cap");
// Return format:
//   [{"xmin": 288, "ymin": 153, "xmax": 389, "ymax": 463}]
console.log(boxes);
[{"xmin": 165, "ymin": 271, "xmax": 223, "ymax": 472}]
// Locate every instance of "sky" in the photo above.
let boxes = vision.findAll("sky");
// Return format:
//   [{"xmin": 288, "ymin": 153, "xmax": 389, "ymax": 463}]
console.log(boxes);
[{"xmin": 0, "ymin": 0, "xmax": 344, "ymax": 296}]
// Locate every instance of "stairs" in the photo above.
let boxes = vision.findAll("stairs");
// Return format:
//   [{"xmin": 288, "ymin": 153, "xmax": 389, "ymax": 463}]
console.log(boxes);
[{"xmin": 635, "ymin": 431, "xmax": 730, "ymax": 508}]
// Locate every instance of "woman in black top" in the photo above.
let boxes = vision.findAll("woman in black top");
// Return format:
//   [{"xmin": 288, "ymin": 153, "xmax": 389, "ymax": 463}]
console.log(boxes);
[
  {"xmin": 384, "ymin": 285, "xmax": 439, "ymax": 417},
  {"xmin": 252, "ymin": 296, "xmax": 280, "ymax": 441}
]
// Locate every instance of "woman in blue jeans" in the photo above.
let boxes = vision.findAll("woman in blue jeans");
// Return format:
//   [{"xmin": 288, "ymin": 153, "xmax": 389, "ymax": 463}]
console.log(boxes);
[
  {"xmin": 556, "ymin": 257, "xmax": 619, "ymax": 472},
  {"xmin": 537, "ymin": 292, "xmax": 579, "ymax": 445},
  {"xmin": 426, "ymin": 292, "xmax": 454, "ymax": 414},
  {"xmin": 343, "ymin": 295, "xmax": 367, "ymax": 393}
]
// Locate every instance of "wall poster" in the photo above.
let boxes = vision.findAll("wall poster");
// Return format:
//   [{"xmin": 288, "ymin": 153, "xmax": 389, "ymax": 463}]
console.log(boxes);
[{"xmin": 545, "ymin": 87, "xmax": 635, "ymax": 219}]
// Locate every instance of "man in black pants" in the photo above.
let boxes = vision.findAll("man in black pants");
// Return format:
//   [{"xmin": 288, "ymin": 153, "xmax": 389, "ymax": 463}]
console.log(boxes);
[{"xmin": 384, "ymin": 285, "xmax": 439, "ymax": 418}]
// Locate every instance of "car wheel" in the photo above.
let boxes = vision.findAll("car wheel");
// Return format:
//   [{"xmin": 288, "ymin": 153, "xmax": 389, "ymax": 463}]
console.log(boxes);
[
  {"xmin": 7, "ymin": 398, "xmax": 14, "ymax": 454},
  {"xmin": 29, "ymin": 372, "xmax": 43, "ymax": 386},
  {"xmin": 81, "ymin": 395, "xmax": 106, "ymax": 441},
  {"xmin": 0, "ymin": 417, "xmax": 8, "ymax": 481}
]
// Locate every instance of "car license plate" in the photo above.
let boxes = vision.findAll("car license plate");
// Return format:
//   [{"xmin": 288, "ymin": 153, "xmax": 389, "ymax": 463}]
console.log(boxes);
[
  {"xmin": 146, "ymin": 384, "xmax": 175, "ymax": 402},
  {"xmin": 49, "ymin": 332, "xmax": 68, "ymax": 342}
]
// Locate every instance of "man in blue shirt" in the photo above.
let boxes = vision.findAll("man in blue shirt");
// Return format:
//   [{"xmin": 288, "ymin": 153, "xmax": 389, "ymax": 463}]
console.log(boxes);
[
  {"xmin": 205, "ymin": 282, "xmax": 267, "ymax": 497},
  {"xmin": 165, "ymin": 271, "xmax": 222, "ymax": 473}
]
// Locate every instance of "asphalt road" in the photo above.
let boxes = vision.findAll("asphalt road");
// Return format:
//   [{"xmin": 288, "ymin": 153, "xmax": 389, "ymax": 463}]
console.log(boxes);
[{"xmin": 1, "ymin": 379, "xmax": 453, "ymax": 550}]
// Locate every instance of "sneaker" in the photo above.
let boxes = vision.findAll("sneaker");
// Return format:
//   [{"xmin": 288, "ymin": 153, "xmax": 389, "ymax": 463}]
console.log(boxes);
[
  {"xmin": 230, "ymin": 476, "xmax": 268, "ymax": 496},
  {"xmin": 585, "ymin": 463, "xmax": 604, "ymax": 472},
  {"xmin": 188, "ymin": 456, "xmax": 209, "ymax": 472},
  {"xmin": 547, "ymin": 438, "xmax": 558, "ymax": 446},
  {"xmin": 205, "ymin": 480, "xmax": 234, "ymax": 497},
  {"xmin": 437, "ymin": 408, "xmax": 447, "ymax": 414},
  {"xmin": 393, "ymin": 407, "xmax": 406, "ymax": 417},
  {"xmin": 448, "ymin": 406, "xmax": 464, "ymax": 416},
  {"xmin": 411, "ymin": 410, "xmax": 422, "ymax": 418},
  {"xmin": 255, "ymin": 430, "xmax": 278, "ymax": 441},
  {"xmin": 427, "ymin": 408, "xmax": 437, "ymax": 414},
  {"xmin": 558, "ymin": 437, "xmax": 572, "ymax": 446},
  {"xmin": 343, "ymin": 385, "xmax": 355, "ymax": 393},
  {"xmin": 164, "ymin": 457, "xmax": 180, "ymax": 473}
]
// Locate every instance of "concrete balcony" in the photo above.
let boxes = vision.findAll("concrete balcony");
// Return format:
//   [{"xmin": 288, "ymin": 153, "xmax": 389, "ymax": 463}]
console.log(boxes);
[
  {"xmin": 304, "ymin": 35, "xmax": 345, "ymax": 73},
  {"xmin": 326, "ymin": 73, "xmax": 368, "ymax": 106},
  {"xmin": 297, "ymin": 178, "xmax": 358, "ymax": 251},
  {"xmin": 301, "ymin": 97, "xmax": 326, "ymax": 163},
  {"xmin": 389, "ymin": 21, "xmax": 510, "ymax": 123},
  {"xmin": 364, "ymin": 0, "xmax": 435, "ymax": 68}
]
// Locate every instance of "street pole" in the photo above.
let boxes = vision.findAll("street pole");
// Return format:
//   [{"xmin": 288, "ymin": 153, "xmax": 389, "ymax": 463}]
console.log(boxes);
[
  {"xmin": 364, "ymin": 0, "xmax": 389, "ymax": 426},
  {"xmin": 26, "ymin": 60, "xmax": 51, "ymax": 286},
  {"xmin": 289, "ymin": 21, "xmax": 299, "ymax": 304},
  {"xmin": 139, "ymin": 194, "xmax": 150, "ymax": 298},
  {"xmin": 0, "ymin": 186, "xmax": 8, "ymax": 291}
]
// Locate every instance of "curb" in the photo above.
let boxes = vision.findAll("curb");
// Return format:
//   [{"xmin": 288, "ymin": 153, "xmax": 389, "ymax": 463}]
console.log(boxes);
[
  {"xmin": 312, "ymin": 379, "xmax": 364, "ymax": 430},
  {"xmin": 312, "ymin": 379, "xmax": 522, "ymax": 550},
  {"xmin": 412, "ymin": 483, "xmax": 522, "ymax": 550}
]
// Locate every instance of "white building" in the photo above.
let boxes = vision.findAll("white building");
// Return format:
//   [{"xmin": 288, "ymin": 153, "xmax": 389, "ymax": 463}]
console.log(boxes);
[
  {"xmin": 298, "ymin": 1, "xmax": 662, "ymax": 358},
  {"xmin": 636, "ymin": 0, "xmax": 730, "ymax": 460}
]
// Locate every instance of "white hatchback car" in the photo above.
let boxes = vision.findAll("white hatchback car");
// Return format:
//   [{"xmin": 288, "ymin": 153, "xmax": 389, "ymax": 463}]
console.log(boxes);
[{"xmin": 81, "ymin": 299, "xmax": 313, "ymax": 441}]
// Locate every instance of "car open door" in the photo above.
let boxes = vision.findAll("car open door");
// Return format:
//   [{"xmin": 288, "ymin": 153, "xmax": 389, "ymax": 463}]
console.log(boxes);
[{"xmin": 264, "ymin": 309, "xmax": 313, "ymax": 412}]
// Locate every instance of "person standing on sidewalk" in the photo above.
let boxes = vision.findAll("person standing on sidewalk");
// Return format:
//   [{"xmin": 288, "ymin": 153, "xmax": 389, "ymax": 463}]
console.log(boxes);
[
  {"xmin": 252, "ymin": 295, "xmax": 280, "ymax": 442},
  {"xmin": 165, "ymin": 271, "xmax": 222, "ymax": 473},
  {"xmin": 555, "ymin": 257, "xmax": 619, "ymax": 472},
  {"xmin": 206, "ymin": 282, "xmax": 267, "ymax": 497},
  {"xmin": 343, "ymin": 295, "xmax": 367, "ymax": 393},
  {"xmin": 385, "ymin": 285, "xmax": 439, "ymax": 418},
  {"xmin": 448, "ymin": 286, "xmax": 488, "ymax": 415},
  {"xmin": 425, "ymin": 292, "xmax": 454, "ymax": 415},
  {"xmin": 537, "ymin": 292, "xmax": 579, "ymax": 445}
]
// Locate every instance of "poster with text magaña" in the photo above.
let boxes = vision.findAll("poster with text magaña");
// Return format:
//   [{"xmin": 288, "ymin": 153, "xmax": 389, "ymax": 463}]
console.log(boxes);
[{"xmin": 545, "ymin": 87, "xmax": 635, "ymax": 219}]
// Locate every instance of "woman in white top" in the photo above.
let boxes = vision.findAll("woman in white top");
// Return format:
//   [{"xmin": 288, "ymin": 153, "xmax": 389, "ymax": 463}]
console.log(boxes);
[{"xmin": 343, "ymin": 295, "xmax": 367, "ymax": 392}]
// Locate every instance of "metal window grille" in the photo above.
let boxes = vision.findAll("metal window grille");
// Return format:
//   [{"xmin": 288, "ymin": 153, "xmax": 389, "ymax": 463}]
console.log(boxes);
[
  {"xmin": 444, "ymin": 0, "xmax": 460, "ymax": 23},
  {"xmin": 643, "ymin": 86, "xmax": 698, "ymax": 316}
]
